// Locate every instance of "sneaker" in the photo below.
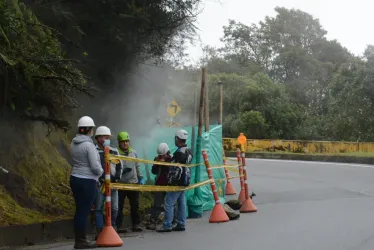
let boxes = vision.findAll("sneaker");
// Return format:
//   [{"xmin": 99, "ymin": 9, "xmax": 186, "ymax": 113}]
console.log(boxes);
[
  {"xmin": 172, "ymin": 224, "xmax": 185, "ymax": 232},
  {"xmin": 146, "ymin": 223, "xmax": 157, "ymax": 230},
  {"xmin": 117, "ymin": 228, "xmax": 128, "ymax": 233},
  {"xmin": 132, "ymin": 224, "xmax": 143, "ymax": 232},
  {"xmin": 172, "ymin": 221, "xmax": 178, "ymax": 228},
  {"xmin": 156, "ymin": 225, "xmax": 172, "ymax": 233}
]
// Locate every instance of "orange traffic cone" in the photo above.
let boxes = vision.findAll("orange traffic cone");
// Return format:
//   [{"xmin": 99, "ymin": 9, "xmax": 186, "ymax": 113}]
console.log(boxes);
[
  {"xmin": 225, "ymin": 181, "xmax": 236, "ymax": 195},
  {"xmin": 240, "ymin": 198, "xmax": 257, "ymax": 213},
  {"xmin": 238, "ymin": 189, "xmax": 246, "ymax": 202},
  {"xmin": 202, "ymin": 150, "xmax": 230, "ymax": 224},
  {"xmin": 96, "ymin": 225, "xmax": 123, "ymax": 247},
  {"xmin": 239, "ymin": 151, "xmax": 258, "ymax": 213},
  {"xmin": 223, "ymin": 150, "xmax": 237, "ymax": 195},
  {"xmin": 209, "ymin": 203, "xmax": 230, "ymax": 223},
  {"xmin": 96, "ymin": 146, "xmax": 124, "ymax": 247}
]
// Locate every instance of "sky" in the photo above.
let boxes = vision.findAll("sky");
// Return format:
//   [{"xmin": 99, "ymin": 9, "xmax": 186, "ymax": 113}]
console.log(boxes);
[{"xmin": 186, "ymin": 0, "xmax": 373, "ymax": 64}]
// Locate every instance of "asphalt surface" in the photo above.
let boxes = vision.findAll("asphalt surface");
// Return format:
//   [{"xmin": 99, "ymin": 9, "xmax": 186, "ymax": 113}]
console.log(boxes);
[{"xmin": 21, "ymin": 158, "xmax": 374, "ymax": 250}]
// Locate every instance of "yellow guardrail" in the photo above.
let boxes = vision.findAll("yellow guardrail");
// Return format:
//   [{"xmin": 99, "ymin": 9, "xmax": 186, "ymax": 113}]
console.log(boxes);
[{"xmin": 223, "ymin": 138, "xmax": 374, "ymax": 154}]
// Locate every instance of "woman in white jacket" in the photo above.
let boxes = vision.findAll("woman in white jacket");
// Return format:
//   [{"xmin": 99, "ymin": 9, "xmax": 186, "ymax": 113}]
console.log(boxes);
[{"xmin": 70, "ymin": 116, "xmax": 103, "ymax": 249}]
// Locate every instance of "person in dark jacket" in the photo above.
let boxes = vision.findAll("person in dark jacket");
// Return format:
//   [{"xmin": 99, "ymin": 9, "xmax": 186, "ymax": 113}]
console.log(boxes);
[
  {"xmin": 157, "ymin": 130, "xmax": 192, "ymax": 233},
  {"xmin": 93, "ymin": 126, "xmax": 122, "ymax": 238},
  {"xmin": 70, "ymin": 116, "xmax": 103, "ymax": 249},
  {"xmin": 146, "ymin": 143, "xmax": 176, "ymax": 230}
]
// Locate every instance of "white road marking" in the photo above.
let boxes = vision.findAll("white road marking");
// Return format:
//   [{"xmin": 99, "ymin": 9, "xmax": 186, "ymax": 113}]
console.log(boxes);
[{"xmin": 226, "ymin": 157, "xmax": 374, "ymax": 169}]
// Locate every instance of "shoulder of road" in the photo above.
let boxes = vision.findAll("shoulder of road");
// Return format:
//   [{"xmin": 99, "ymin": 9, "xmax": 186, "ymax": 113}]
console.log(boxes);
[{"xmin": 225, "ymin": 151, "xmax": 374, "ymax": 165}]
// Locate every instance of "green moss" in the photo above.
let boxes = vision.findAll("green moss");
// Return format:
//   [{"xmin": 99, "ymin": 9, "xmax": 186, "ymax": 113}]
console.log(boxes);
[
  {"xmin": 0, "ymin": 129, "xmax": 154, "ymax": 227},
  {"xmin": 0, "ymin": 186, "xmax": 47, "ymax": 226},
  {"xmin": 0, "ymin": 130, "xmax": 74, "ymax": 226}
]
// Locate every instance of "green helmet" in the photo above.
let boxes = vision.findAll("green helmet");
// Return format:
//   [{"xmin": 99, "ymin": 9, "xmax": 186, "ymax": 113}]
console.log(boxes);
[{"xmin": 117, "ymin": 131, "xmax": 130, "ymax": 142}]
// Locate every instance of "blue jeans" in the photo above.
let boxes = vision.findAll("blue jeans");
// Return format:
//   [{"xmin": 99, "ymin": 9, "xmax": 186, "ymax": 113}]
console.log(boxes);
[
  {"xmin": 94, "ymin": 186, "xmax": 118, "ymax": 230},
  {"xmin": 163, "ymin": 191, "xmax": 186, "ymax": 229},
  {"xmin": 70, "ymin": 176, "xmax": 97, "ymax": 233}
]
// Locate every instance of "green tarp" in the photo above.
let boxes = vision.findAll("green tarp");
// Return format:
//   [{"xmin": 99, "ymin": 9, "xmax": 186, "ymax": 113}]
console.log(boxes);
[{"xmin": 131, "ymin": 124, "xmax": 226, "ymax": 217}]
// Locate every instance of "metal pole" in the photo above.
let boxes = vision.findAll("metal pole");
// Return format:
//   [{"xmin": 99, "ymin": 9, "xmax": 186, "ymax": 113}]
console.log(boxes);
[
  {"xmin": 218, "ymin": 81, "xmax": 223, "ymax": 125},
  {"xmin": 198, "ymin": 68, "xmax": 206, "ymax": 137},
  {"xmin": 204, "ymin": 70, "xmax": 209, "ymax": 132}
]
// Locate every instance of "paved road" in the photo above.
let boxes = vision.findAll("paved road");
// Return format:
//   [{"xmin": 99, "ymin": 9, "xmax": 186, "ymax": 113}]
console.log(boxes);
[{"xmin": 22, "ymin": 159, "xmax": 374, "ymax": 250}]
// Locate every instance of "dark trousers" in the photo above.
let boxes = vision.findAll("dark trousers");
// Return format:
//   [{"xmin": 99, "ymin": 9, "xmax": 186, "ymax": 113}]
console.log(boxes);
[
  {"xmin": 70, "ymin": 176, "xmax": 97, "ymax": 233},
  {"xmin": 116, "ymin": 190, "xmax": 141, "ymax": 228}
]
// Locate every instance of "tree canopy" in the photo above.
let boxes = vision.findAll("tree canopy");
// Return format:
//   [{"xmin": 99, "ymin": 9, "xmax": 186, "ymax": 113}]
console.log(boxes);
[
  {"xmin": 181, "ymin": 7, "xmax": 374, "ymax": 141},
  {"xmin": 0, "ymin": 0, "xmax": 201, "ymax": 130}
]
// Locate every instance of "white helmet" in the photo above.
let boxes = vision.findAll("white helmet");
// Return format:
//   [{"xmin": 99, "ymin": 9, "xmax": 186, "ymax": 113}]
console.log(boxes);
[
  {"xmin": 95, "ymin": 126, "xmax": 111, "ymax": 136},
  {"xmin": 157, "ymin": 143, "xmax": 169, "ymax": 156},
  {"xmin": 78, "ymin": 116, "xmax": 95, "ymax": 127},
  {"xmin": 175, "ymin": 129, "xmax": 188, "ymax": 140}
]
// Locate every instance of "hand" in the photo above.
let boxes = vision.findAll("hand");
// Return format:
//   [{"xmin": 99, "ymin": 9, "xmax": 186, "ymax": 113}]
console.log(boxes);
[{"xmin": 138, "ymin": 177, "xmax": 145, "ymax": 185}]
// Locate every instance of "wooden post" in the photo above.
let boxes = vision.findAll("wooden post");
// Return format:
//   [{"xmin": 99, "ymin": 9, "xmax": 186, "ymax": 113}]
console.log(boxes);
[
  {"xmin": 198, "ymin": 68, "xmax": 206, "ymax": 137},
  {"xmin": 204, "ymin": 69, "xmax": 209, "ymax": 132},
  {"xmin": 218, "ymin": 81, "xmax": 223, "ymax": 125}
]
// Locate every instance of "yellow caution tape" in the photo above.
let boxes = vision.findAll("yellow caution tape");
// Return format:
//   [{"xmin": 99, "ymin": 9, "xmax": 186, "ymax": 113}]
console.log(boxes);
[
  {"xmin": 210, "ymin": 164, "xmax": 240, "ymax": 169},
  {"xmin": 100, "ymin": 184, "xmax": 105, "ymax": 194},
  {"xmin": 216, "ymin": 175, "xmax": 243, "ymax": 182},
  {"xmin": 106, "ymin": 154, "xmax": 202, "ymax": 168},
  {"xmin": 110, "ymin": 179, "xmax": 214, "ymax": 192},
  {"xmin": 229, "ymin": 168, "xmax": 240, "ymax": 173},
  {"xmin": 218, "ymin": 184, "xmax": 223, "ymax": 196}
]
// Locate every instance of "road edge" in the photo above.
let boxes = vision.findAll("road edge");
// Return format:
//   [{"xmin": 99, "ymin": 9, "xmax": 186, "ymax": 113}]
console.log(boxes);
[{"xmin": 225, "ymin": 151, "xmax": 374, "ymax": 165}]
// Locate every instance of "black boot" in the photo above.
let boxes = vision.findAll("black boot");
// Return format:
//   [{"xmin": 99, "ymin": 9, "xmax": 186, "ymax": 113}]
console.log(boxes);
[{"xmin": 74, "ymin": 230, "xmax": 97, "ymax": 249}]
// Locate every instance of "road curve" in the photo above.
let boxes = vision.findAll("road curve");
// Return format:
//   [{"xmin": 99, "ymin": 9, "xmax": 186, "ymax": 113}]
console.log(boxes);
[{"xmin": 22, "ymin": 159, "xmax": 374, "ymax": 250}]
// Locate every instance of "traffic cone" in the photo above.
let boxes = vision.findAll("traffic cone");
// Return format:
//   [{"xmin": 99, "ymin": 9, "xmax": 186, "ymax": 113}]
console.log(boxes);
[
  {"xmin": 238, "ymin": 189, "xmax": 246, "ymax": 203},
  {"xmin": 96, "ymin": 225, "xmax": 123, "ymax": 247},
  {"xmin": 225, "ymin": 181, "xmax": 236, "ymax": 195},
  {"xmin": 240, "ymin": 197, "xmax": 257, "ymax": 213},
  {"xmin": 209, "ymin": 203, "xmax": 230, "ymax": 223}
]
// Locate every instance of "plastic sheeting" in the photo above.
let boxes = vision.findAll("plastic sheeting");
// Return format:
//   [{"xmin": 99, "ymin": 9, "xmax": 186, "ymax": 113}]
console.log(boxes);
[{"xmin": 131, "ymin": 124, "xmax": 225, "ymax": 217}]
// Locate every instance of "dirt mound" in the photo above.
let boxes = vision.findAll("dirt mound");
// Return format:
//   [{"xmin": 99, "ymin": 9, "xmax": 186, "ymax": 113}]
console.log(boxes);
[{"xmin": 0, "ymin": 169, "xmax": 37, "ymax": 210}]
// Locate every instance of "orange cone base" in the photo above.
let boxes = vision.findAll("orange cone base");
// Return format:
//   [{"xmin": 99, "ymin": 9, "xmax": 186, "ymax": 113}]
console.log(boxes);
[
  {"xmin": 225, "ymin": 182, "xmax": 237, "ymax": 195},
  {"xmin": 96, "ymin": 225, "xmax": 123, "ymax": 247},
  {"xmin": 209, "ymin": 203, "xmax": 230, "ymax": 223},
  {"xmin": 240, "ymin": 198, "xmax": 258, "ymax": 213},
  {"xmin": 238, "ymin": 189, "xmax": 246, "ymax": 203}
]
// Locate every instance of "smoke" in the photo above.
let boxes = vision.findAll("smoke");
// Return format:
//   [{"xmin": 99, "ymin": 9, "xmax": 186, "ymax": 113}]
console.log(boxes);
[{"xmin": 94, "ymin": 63, "xmax": 199, "ymax": 146}]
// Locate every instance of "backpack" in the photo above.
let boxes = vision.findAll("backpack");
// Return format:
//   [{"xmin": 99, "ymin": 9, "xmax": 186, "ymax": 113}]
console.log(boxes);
[
  {"xmin": 168, "ymin": 147, "xmax": 193, "ymax": 186},
  {"xmin": 181, "ymin": 148, "xmax": 192, "ymax": 186}
]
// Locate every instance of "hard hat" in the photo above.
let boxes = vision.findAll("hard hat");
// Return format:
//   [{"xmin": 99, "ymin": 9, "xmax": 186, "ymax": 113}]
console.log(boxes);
[
  {"xmin": 95, "ymin": 126, "xmax": 111, "ymax": 136},
  {"xmin": 78, "ymin": 116, "xmax": 95, "ymax": 127},
  {"xmin": 175, "ymin": 129, "xmax": 188, "ymax": 140},
  {"xmin": 157, "ymin": 143, "xmax": 169, "ymax": 156},
  {"xmin": 117, "ymin": 131, "xmax": 130, "ymax": 142}
]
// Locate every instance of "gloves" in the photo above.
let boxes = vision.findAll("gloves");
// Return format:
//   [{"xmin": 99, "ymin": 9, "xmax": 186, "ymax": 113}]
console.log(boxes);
[{"xmin": 138, "ymin": 176, "xmax": 145, "ymax": 185}]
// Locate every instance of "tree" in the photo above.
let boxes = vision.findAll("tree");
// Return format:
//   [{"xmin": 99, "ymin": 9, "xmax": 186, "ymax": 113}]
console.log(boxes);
[{"xmin": 0, "ymin": 0, "xmax": 92, "ymax": 131}]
